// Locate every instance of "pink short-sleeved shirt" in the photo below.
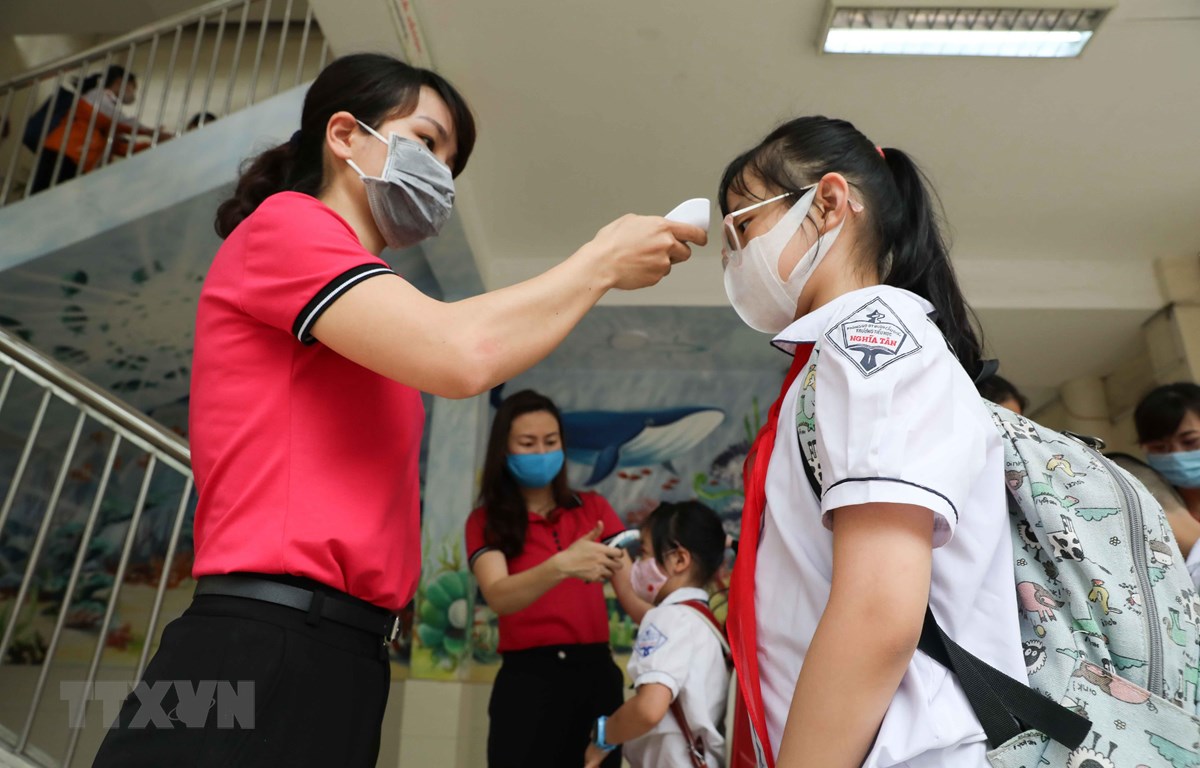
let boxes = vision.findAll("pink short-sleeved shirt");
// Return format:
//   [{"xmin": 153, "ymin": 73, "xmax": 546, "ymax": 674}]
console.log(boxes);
[{"xmin": 189, "ymin": 192, "xmax": 423, "ymax": 611}]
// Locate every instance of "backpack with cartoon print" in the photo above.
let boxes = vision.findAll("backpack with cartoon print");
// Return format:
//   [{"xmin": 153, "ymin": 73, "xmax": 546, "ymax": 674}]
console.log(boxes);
[
  {"xmin": 797, "ymin": 395, "xmax": 1200, "ymax": 766},
  {"xmin": 982, "ymin": 404, "xmax": 1200, "ymax": 768}
]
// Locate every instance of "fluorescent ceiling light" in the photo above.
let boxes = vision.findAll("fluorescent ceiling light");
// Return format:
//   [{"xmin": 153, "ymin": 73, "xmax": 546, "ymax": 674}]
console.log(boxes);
[{"xmin": 821, "ymin": 5, "xmax": 1111, "ymax": 58}]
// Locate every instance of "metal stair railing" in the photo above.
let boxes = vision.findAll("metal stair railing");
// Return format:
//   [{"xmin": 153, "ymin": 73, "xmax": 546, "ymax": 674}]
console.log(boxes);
[
  {"xmin": 0, "ymin": 326, "xmax": 195, "ymax": 767},
  {"xmin": 0, "ymin": 0, "xmax": 327, "ymax": 208}
]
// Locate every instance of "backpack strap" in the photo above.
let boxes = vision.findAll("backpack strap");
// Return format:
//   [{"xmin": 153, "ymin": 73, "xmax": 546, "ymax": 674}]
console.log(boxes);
[
  {"xmin": 669, "ymin": 599, "xmax": 729, "ymax": 768},
  {"xmin": 679, "ymin": 599, "xmax": 731, "ymax": 666},
  {"xmin": 670, "ymin": 697, "xmax": 710, "ymax": 768},
  {"xmin": 796, "ymin": 403, "xmax": 1091, "ymax": 750},
  {"xmin": 916, "ymin": 601, "xmax": 1091, "ymax": 750}
]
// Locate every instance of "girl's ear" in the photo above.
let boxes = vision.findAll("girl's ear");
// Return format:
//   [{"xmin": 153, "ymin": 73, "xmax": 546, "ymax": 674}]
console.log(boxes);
[
  {"xmin": 813, "ymin": 172, "xmax": 859, "ymax": 233},
  {"xmin": 669, "ymin": 547, "xmax": 693, "ymax": 576}
]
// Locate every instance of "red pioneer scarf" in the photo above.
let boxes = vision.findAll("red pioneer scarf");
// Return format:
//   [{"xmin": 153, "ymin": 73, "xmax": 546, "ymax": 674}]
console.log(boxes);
[{"xmin": 727, "ymin": 342, "xmax": 814, "ymax": 768}]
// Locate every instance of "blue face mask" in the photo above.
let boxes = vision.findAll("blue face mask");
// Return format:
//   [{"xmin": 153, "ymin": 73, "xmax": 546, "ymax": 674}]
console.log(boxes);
[
  {"xmin": 1146, "ymin": 449, "xmax": 1200, "ymax": 489},
  {"xmin": 506, "ymin": 450, "xmax": 565, "ymax": 489}
]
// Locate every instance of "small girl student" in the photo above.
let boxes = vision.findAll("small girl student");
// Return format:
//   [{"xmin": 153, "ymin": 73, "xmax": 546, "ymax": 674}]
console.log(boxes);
[{"xmin": 585, "ymin": 501, "xmax": 731, "ymax": 768}]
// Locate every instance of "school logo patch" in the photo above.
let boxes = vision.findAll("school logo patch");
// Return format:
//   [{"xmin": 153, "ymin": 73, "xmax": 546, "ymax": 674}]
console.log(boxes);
[
  {"xmin": 825, "ymin": 297, "xmax": 921, "ymax": 377},
  {"xmin": 634, "ymin": 623, "xmax": 668, "ymax": 658}
]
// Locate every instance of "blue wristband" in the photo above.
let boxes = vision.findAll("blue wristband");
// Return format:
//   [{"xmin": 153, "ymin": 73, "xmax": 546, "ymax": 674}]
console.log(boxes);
[{"xmin": 595, "ymin": 715, "xmax": 616, "ymax": 752}]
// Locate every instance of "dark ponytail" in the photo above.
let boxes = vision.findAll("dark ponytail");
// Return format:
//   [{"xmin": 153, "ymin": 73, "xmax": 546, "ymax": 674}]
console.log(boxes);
[
  {"xmin": 718, "ymin": 116, "xmax": 982, "ymax": 375},
  {"xmin": 215, "ymin": 52, "xmax": 476, "ymax": 239},
  {"xmin": 879, "ymin": 147, "xmax": 982, "ymax": 374}
]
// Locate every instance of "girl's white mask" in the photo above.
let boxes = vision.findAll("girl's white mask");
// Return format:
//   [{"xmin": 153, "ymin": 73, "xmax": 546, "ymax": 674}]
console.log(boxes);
[{"xmin": 722, "ymin": 185, "xmax": 849, "ymax": 334}]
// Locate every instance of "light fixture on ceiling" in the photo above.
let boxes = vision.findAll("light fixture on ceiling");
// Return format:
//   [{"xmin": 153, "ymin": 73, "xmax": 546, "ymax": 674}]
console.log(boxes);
[{"xmin": 820, "ymin": 1, "xmax": 1114, "ymax": 58}]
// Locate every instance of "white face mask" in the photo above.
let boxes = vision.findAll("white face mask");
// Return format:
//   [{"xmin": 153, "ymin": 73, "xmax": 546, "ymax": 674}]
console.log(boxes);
[{"xmin": 722, "ymin": 185, "xmax": 847, "ymax": 334}]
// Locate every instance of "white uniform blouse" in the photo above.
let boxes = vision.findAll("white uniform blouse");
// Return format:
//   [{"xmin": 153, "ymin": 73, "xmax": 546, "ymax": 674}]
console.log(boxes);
[
  {"xmin": 754, "ymin": 285, "xmax": 1025, "ymax": 767},
  {"xmin": 625, "ymin": 587, "xmax": 730, "ymax": 768}
]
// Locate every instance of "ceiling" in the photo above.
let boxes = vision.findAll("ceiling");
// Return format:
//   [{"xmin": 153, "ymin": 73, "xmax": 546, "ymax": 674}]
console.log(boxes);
[{"xmin": 398, "ymin": 0, "xmax": 1200, "ymax": 404}]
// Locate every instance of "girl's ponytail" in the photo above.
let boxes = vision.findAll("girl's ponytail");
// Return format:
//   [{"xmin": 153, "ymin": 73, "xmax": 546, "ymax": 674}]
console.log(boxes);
[{"xmin": 879, "ymin": 147, "xmax": 982, "ymax": 376}]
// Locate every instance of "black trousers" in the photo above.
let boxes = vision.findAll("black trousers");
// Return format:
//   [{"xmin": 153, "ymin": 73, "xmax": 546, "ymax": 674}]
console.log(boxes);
[
  {"xmin": 92, "ymin": 589, "xmax": 390, "ymax": 768},
  {"xmin": 487, "ymin": 643, "xmax": 624, "ymax": 768}
]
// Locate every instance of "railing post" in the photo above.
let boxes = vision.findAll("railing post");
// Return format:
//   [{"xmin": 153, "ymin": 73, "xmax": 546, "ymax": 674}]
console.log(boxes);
[
  {"xmin": 0, "ymin": 367, "xmax": 15, "ymax": 414},
  {"xmin": 99, "ymin": 45, "xmax": 137, "ymax": 169},
  {"xmin": 0, "ymin": 389, "xmax": 51, "ymax": 543},
  {"xmin": 295, "ymin": 4, "xmax": 315, "ymax": 87},
  {"xmin": 245, "ymin": 0, "xmax": 273, "ymax": 109},
  {"xmin": 269, "ymin": 0, "xmax": 295, "ymax": 97},
  {"xmin": 17, "ymin": 435, "xmax": 122, "ymax": 751},
  {"xmin": 0, "ymin": 411, "xmax": 86, "ymax": 672},
  {"xmin": 174, "ymin": 16, "xmax": 208, "ymax": 136},
  {"xmin": 1, "ymin": 84, "xmax": 37, "ymax": 206},
  {"xmin": 61, "ymin": 455, "xmax": 158, "ymax": 768},
  {"xmin": 223, "ymin": 0, "xmax": 253, "ymax": 117},
  {"xmin": 0, "ymin": 86, "xmax": 18, "ymax": 204},
  {"xmin": 151, "ymin": 26, "xmax": 184, "ymax": 148},
  {"xmin": 23, "ymin": 68, "xmax": 67, "ymax": 197},
  {"xmin": 75, "ymin": 50, "xmax": 115, "ymax": 181},
  {"xmin": 197, "ymin": 7, "xmax": 229, "ymax": 129},
  {"xmin": 48, "ymin": 60, "xmax": 91, "ymax": 190},
  {"xmin": 125, "ymin": 34, "xmax": 160, "ymax": 158}
]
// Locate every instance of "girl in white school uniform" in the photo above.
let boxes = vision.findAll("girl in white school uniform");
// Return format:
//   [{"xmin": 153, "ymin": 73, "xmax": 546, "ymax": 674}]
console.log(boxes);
[
  {"xmin": 719, "ymin": 117, "xmax": 1025, "ymax": 768},
  {"xmin": 585, "ymin": 501, "xmax": 731, "ymax": 768}
]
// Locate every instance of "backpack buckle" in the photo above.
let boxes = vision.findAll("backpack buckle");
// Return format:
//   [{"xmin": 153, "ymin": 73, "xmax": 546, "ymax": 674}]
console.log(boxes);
[{"xmin": 1063, "ymin": 431, "xmax": 1106, "ymax": 451}]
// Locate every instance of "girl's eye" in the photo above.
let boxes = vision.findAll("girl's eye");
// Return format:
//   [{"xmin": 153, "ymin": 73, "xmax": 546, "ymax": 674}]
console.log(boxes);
[{"xmin": 420, "ymin": 135, "xmax": 435, "ymax": 150}]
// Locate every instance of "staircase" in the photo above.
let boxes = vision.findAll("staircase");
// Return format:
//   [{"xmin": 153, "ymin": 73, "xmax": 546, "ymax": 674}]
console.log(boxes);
[
  {"xmin": 0, "ymin": 0, "xmax": 326, "ymax": 208},
  {"xmin": 0, "ymin": 3, "xmax": 326, "ymax": 765}
]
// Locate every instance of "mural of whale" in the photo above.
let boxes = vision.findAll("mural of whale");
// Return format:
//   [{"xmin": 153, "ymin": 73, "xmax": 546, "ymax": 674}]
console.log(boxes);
[{"xmin": 562, "ymin": 406, "xmax": 726, "ymax": 485}]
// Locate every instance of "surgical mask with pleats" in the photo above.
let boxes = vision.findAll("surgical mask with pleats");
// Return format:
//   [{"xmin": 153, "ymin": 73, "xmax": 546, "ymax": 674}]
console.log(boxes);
[
  {"xmin": 506, "ymin": 450, "xmax": 565, "ymax": 489},
  {"xmin": 346, "ymin": 120, "xmax": 455, "ymax": 250},
  {"xmin": 722, "ymin": 185, "xmax": 847, "ymax": 334},
  {"xmin": 1146, "ymin": 449, "xmax": 1200, "ymax": 489}
]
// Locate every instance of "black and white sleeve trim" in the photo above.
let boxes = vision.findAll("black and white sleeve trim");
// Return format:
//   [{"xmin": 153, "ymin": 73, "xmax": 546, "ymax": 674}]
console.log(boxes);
[
  {"xmin": 825, "ymin": 476, "xmax": 959, "ymax": 523},
  {"xmin": 292, "ymin": 264, "xmax": 395, "ymax": 344},
  {"xmin": 468, "ymin": 545, "xmax": 496, "ymax": 569}
]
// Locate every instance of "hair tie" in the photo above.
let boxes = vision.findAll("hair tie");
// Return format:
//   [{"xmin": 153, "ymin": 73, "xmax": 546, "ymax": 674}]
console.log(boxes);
[
  {"xmin": 289, "ymin": 130, "xmax": 302, "ymax": 149},
  {"xmin": 876, "ymin": 146, "xmax": 885, "ymax": 158}
]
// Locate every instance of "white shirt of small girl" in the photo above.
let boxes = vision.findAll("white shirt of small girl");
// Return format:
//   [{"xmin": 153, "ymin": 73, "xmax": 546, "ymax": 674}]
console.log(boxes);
[{"xmin": 625, "ymin": 587, "xmax": 730, "ymax": 768}]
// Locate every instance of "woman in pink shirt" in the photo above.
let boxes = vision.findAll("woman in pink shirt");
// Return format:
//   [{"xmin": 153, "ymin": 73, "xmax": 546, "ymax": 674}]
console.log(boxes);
[{"xmin": 93, "ymin": 53, "xmax": 705, "ymax": 768}]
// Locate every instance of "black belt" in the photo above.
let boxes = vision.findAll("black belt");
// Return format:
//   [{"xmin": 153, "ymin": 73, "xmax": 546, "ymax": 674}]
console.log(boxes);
[{"xmin": 194, "ymin": 574, "xmax": 400, "ymax": 643}]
